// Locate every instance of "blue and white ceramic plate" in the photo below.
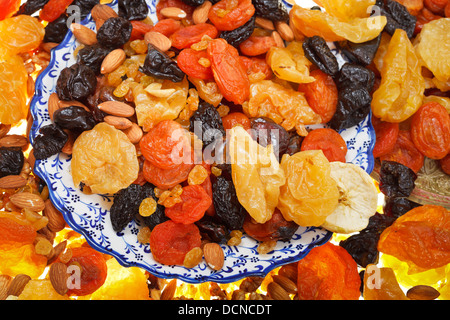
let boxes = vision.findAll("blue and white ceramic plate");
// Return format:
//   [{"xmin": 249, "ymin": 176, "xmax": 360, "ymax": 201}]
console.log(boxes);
[{"xmin": 29, "ymin": 0, "xmax": 375, "ymax": 284}]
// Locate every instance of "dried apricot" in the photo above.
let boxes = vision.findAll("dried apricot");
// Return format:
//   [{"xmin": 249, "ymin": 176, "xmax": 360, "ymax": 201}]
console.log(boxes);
[
  {"xmin": 208, "ymin": 0, "xmax": 255, "ymax": 31},
  {"xmin": 371, "ymin": 115, "xmax": 399, "ymax": 158},
  {"xmin": 171, "ymin": 23, "xmax": 218, "ymax": 50},
  {"xmin": 71, "ymin": 122, "xmax": 139, "ymax": 194},
  {"xmin": 300, "ymin": 128, "xmax": 347, "ymax": 163},
  {"xmin": 165, "ymin": 185, "xmax": 212, "ymax": 224},
  {"xmin": 239, "ymin": 35, "xmax": 276, "ymax": 57},
  {"xmin": 0, "ymin": 0, "xmax": 20, "ymax": 20},
  {"xmin": 0, "ymin": 211, "xmax": 37, "ymax": 246},
  {"xmin": 40, "ymin": 0, "xmax": 74, "ymax": 22},
  {"xmin": 177, "ymin": 48, "xmax": 214, "ymax": 80}
]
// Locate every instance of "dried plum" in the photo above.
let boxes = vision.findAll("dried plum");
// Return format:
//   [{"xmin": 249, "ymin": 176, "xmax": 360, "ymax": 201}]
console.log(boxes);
[
  {"xmin": 53, "ymin": 106, "xmax": 96, "ymax": 133},
  {"xmin": 56, "ymin": 63, "xmax": 97, "ymax": 102},
  {"xmin": 303, "ymin": 36, "xmax": 339, "ymax": 77},
  {"xmin": 284, "ymin": 132, "xmax": 303, "ymax": 156},
  {"xmin": 252, "ymin": 0, "xmax": 289, "ymax": 22},
  {"xmin": 43, "ymin": 14, "xmax": 69, "ymax": 43},
  {"xmin": 339, "ymin": 230, "xmax": 380, "ymax": 267},
  {"xmin": 211, "ymin": 175, "xmax": 245, "ymax": 230},
  {"xmin": 196, "ymin": 216, "xmax": 229, "ymax": 244},
  {"xmin": 77, "ymin": 44, "xmax": 112, "ymax": 75},
  {"xmin": 180, "ymin": 0, "xmax": 205, "ymax": 6},
  {"xmin": 219, "ymin": 16, "xmax": 255, "ymax": 47},
  {"xmin": 250, "ymin": 117, "xmax": 289, "ymax": 159},
  {"xmin": 32, "ymin": 124, "xmax": 68, "ymax": 160},
  {"xmin": 141, "ymin": 44, "xmax": 185, "ymax": 82},
  {"xmin": 0, "ymin": 147, "xmax": 24, "ymax": 178},
  {"xmin": 379, "ymin": 160, "xmax": 417, "ymax": 198},
  {"xmin": 338, "ymin": 34, "xmax": 382, "ymax": 66},
  {"xmin": 17, "ymin": 0, "xmax": 49, "ymax": 15},
  {"xmin": 380, "ymin": 0, "xmax": 416, "ymax": 38},
  {"xmin": 189, "ymin": 101, "xmax": 226, "ymax": 149},
  {"xmin": 335, "ymin": 63, "xmax": 375, "ymax": 92},
  {"xmin": 72, "ymin": 0, "xmax": 100, "ymax": 19},
  {"xmin": 96, "ymin": 17, "xmax": 132, "ymax": 49},
  {"xmin": 383, "ymin": 197, "xmax": 421, "ymax": 219},
  {"xmin": 118, "ymin": 0, "xmax": 149, "ymax": 21},
  {"xmin": 110, "ymin": 183, "xmax": 159, "ymax": 232}
]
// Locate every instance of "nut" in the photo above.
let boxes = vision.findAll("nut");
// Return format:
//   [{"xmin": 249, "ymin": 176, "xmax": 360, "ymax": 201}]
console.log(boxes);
[
  {"xmin": 271, "ymin": 30, "xmax": 285, "ymax": 48},
  {"xmin": 406, "ymin": 285, "xmax": 440, "ymax": 300},
  {"xmin": 144, "ymin": 31, "xmax": 172, "ymax": 52},
  {"xmin": 274, "ymin": 21, "xmax": 294, "ymax": 42},
  {"xmin": 160, "ymin": 7, "xmax": 187, "ymax": 20},
  {"xmin": 91, "ymin": 4, "xmax": 118, "ymax": 21},
  {"xmin": 103, "ymin": 115, "xmax": 133, "ymax": 130},
  {"xmin": 101, "ymin": 48, "xmax": 126, "ymax": 74},
  {"xmin": 122, "ymin": 123, "xmax": 143, "ymax": 144},
  {"xmin": 0, "ymin": 124, "xmax": 11, "ymax": 139},
  {"xmin": 255, "ymin": 17, "xmax": 275, "ymax": 30},
  {"xmin": 9, "ymin": 192, "xmax": 45, "ymax": 212},
  {"xmin": 48, "ymin": 92, "xmax": 60, "ymax": 121},
  {"xmin": 97, "ymin": 100, "xmax": 135, "ymax": 117},
  {"xmin": 47, "ymin": 240, "xmax": 68, "ymax": 265},
  {"xmin": 203, "ymin": 242, "xmax": 224, "ymax": 271},
  {"xmin": 267, "ymin": 281, "xmax": 291, "ymax": 300},
  {"xmin": 0, "ymin": 275, "xmax": 12, "ymax": 300},
  {"xmin": 0, "ymin": 175, "xmax": 27, "ymax": 189},
  {"xmin": 0, "ymin": 134, "xmax": 28, "ymax": 148},
  {"xmin": 7, "ymin": 274, "xmax": 31, "ymax": 297},
  {"xmin": 272, "ymin": 274, "xmax": 297, "ymax": 294},
  {"xmin": 160, "ymin": 279, "xmax": 177, "ymax": 300},
  {"xmin": 193, "ymin": 1, "xmax": 212, "ymax": 25},
  {"xmin": 43, "ymin": 199, "xmax": 66, "ymax": 232},
  {"xmin": 58, "ymin": 99, "xmax": 90, "ymax": 112},
  {"xmin": 49, "ymin": 262, "xmax": 69, "ymax": 296},
  {"xmin": 70, "ymin": 23, "xmax": 98, "ymax": 46}
]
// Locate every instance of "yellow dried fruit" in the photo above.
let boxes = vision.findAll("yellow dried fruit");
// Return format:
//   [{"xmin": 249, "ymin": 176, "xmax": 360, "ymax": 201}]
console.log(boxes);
[{"xmin": 139, "ymin": 197, "xmax": 157, "ymax": 217}]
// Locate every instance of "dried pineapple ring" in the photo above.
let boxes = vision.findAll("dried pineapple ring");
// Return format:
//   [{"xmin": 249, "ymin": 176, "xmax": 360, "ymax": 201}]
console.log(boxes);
[
  {"xmin": 321, "ymin": 162, "xmax": 378, "ymax": 234},
  {"xmin": 71, "ymin": 122, "xmax": 139, "ymax": 194}
]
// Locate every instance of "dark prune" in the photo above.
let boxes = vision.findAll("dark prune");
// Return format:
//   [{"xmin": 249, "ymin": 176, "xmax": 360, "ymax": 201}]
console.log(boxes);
[
  {"xmin": 338, "ymin": 34, "xmax": 382, "ymax": 66},
  {"xmin": 43, "ymin": 14, "xmax": 69, "ymax": 43},
  {"xmin": 72, "ymin": 0, "xmax": 100, "ymax": 20},
  {"xmin": 32, "ymin": 124, "xmax": 68, "ymax": 160},
  {"xmin": 196, "ymin": 216, "xmax": 229, "ymax": 244},
  {"xmin": 53, "ymin": 106, "xmax": 96, "ymax": 133},
  {"xmin": 379, "ymin": 160, "xmax": 417, "ymax": 198},
  {"xmin": 250, "ymin": 117, "xmax": 289, "ymax": 159},
  {"xmin": 380, "ymin": 0, "xmax": 416, "ymax": 38},
  {"xmin": 219, "ymin": 16, "xmax": 255, "ymax": 47},
  {"xmin": 17, "ymin": 0, "xmax": 49, "ymax": 15},
  {"xmin": 56, "ymin": 63, "xmax": 97, "ymax": 102},
  {"xmin": 328, "ymin": 86, "xmax": 372, "ymax": 131},
  {"xmin": 364, "ymin": 212, "xmax": 396, "ymax": 235},
  {"xmin": 118, "ymin": 0, "xmax": 149, "ymax": 21},
  {"xmin": 339, "ymin": 230, "xmax": 380, "ymax": 267},
  {"xmin": 96, "ymin": 17, "xmax": 132, "ymax": 49},
  {"xmin": 77, "ymin": 44, "xmax": 112, "ymax": 75},
  {"xmin": 284, "ymin": 132, "xmax": 303, "ymax": 156},
  {"xmin": 252, "ymin": 0, "xmax": 289, "ymax": 22},
  {"xmin": 243, "ymin": 210, "xmax": 298, "ymax": 242},
  {"xmin": 335, "ymin": 63, "xmax": 375, "ymax": 92},
  {"xmin": 141, "ymin": 44, "xmax": 185, "ymax": 82},
  {"xmin": 139, "ymin": 183, "xmax": 168, "ymax": 230},
  {"xmin": 110, "ymin": 183, "xmax": 159, "ymax": 232},
  {"xmin": 303, "ymin": 36, "xmax": 339, "ymax": 77},
  {"xmin": 189, "ymin": 101, "xmax": 226, "ymax": 149},
  {"xmin": 383, "ymin": 197, "xmax": 421, "ymax": 219},
  {"xmin": 0, "ymin": 147, "xmax": 24, "ymax": 178},
  {"xmin": 211, "ymin": 175, "xmax": 245, "ymax": 230},
  {"xmin": 180, "ymin": 0, "xmax": 204, "ymax": 6}
]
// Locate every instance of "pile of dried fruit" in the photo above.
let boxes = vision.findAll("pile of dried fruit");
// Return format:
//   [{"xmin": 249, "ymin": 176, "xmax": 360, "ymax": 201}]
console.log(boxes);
[{"xmin": 0, "ymin": 0, "xmax": 449, "ymax": 300}]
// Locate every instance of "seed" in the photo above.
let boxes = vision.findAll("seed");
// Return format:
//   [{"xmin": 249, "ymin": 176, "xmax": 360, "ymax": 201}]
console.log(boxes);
[
  {"xmin": 267, "ymin": 281, "xmax": 290, "ymax": 300},
  {"xmin": 7, "ymin": 274, "xmax": 31, "ymax": 297},
  {"xmin": 160, "ymin": 279, "xmax": 177, "ymax": 300},
  {"xmin": 160, "ymin": 7, "xmax": 187, "ymax": 20},
  {"xmin": 272, "ymin": 274, "xmax": 297, "ymax": 294},
  {"xmin": 203, "ymin": 242, "xmax": 224, "ymax": 271},
  {"xmin": 406, "ymin": 285, "xmax": 440, "ymax": 300}
]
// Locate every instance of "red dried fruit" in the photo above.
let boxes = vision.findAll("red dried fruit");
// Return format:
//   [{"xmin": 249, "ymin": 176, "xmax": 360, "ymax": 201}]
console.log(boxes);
[
  {"xmin": 177, "ymin": 48, "xmax": 214, "ymax": 80},
  {"xmin": 300, "ymin": 128, "xmax": 347, "ymax": 163},
  {"xmin": 208, "ymin": 0, "xmax": 255, "ymax": 31},
  {"xmin": 165, "ymin": 185, "xmax": 212, "ymax": 224},
  {"xmin": 170, "ymin": 23, "xmax": 218, "ymax": 50}
]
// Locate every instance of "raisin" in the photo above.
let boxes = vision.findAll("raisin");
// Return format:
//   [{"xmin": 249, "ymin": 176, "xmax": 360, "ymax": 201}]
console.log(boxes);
[
  {"xmin": 219, "ymin": 16, "xmax": 255, "ymax": 47},
  {"xmin": 53, "ymin": 106, "xmax": 97, "ymax": 134},
  {"xmin": 379, "ymin": 160, "xmax": 417, "ymax": 198},
  {"xmin": 383, "ymin": 197, "xmax": 421, "ymax": 219},
  {"xmin": 96, "ymin": 17, "xmax": 132, "ymax": 49},
  {"xmin": 0, "ymin": 147, "xmax": 24, "ymax": 178},
  {"xmin": 252, "ymin": 0, "xmax": 289, "ymax": 22},
  {"xmin": 141, "ymin": 44, "xmax": 185, "ymax": 82},
  {"xmin": 211, "ymin": 175, "xmax": 245, "ymax": 230},
  {"xmin": 32, "ymin": 124, "xmax": 68, "ymax": 160},
  {"xmin": 338, "ymin": 34, "xmax": 382, "ymax": 66},
  {"xmin": 77, "ymin": 44, "xmax": 112, "ymax": 75},
  {"xmin": 43, "ymin": 13, "xmax": 69, "ymax": 43},
  {"xmin": 302, "ymin": 36, "xmax": 339, "ymax": 77},
  {"xmin": 139, "ymin": 183, "xmax": 168, "ymax": 230},
  {"xmin": 189, "ymin": 101, "xmax": 226, "ymax": 149},
  {"xmin": 381, "ymin": 0, "xmax": 417, "ymax": 38},
  {"xmin": 195, "ymin": 216, "xmax": 230, "ymax": 244},
  {"xmin": 250, "ymin": 117, "xmax": 290, "ymax": 159},
  {"xmin": 118, "ymin": 0, "xmax": 149, "ymax": 21},
  {"xmin": 17, "ymin": 0, "xmax": 50, "ymax": 15},
  {"xmin": 56, "ymin": 63, "xmax": 97, "ymax": 102},
  {"xmin": 284, "ymin": 132, "xmax": 303, "ymax": 156},
  {"xmin": 335, "ymin": 63, "xmax": 375, "ymax": 92}
]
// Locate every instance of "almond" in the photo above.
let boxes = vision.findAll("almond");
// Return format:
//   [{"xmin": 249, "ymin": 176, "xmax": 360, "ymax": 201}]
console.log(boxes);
[
  {"xmin": 49, "ymin": 262, "xmax": 69, "ymax": 296},
  {"xmin": 58, "ymin": 99, "xmax": 90, "ymax": 112},
  {"xmin": 272, "ymin": 275, "xmax": 297, "ymax": 294},
  {"xmin": 193, "ymin": 1, "xmax": 212, "ymax": 24},
  {"xmin": 47, "ymin": 240, "xmax": 67, "ymax": 265},
  {"xmin": 9, "ymin": 192, "xmax": 46, "ymax": 212},
  {"xmin": 274, "ymin": 21, "xmax": 294, "ymax": 42},
  {"xmin": 144, "ymin": 31, "xmax": 172, "ymax": 52},
  {"xmin": 0, "ymin": 124, "xmax": 11, "ymax": 139},
  {"xmin": 203, "ymin": 242, "xmax": 224, "ymax": 271},
  {"xmin": 97, "ymin": 100, "xmax": 135, "ymax": 117},
  {"xmin": 41, "ymin": 42, "xmax": 59, "ymax": 53},
  {"xmin": 61, "ymin": 130, "xmax": 74, "ymax": 155},
  {"xmin": 122, "ymin": 123, "xmax": 143, "ymax": 144},
  {"xmin": 0, "ymin": 275, "xmax": 12, "ymax": 300},
  {"xmin": 160, "ymin": 279, "xmax": 177, "ymax": 300},
  {"xmin": 255, "ymin": 17, "xmax": 275, "ymax": 30},
  {"xmin": 160, "ymin": 7, "xmax": 187, "ymax": 20},
  {"xmin": 271, "ymin": 30, "xmax": 285, "ymax": 48},
  {"xmin": 7, "ymin": 274, "xmax": 31, "ymax": 297},
  {"xmin": 101, "ymin": 48, "xmax": 126, "ymax": 74},
  {"xmin": 103, "ymin": 115, "xmax": 133, "ymax": 130},
  {"xmin": 407, "ymin": 285, "xmax": 440, "ymax": 300},
  {"xmin": 267, "ymin": 281, "xmax": 290, "ymax": 300},
  {"xmin": 70, "ymin": 23, "xmax": 98, "ymax": 45},
  {"xmin": 0, "ymin": 134, "xmax": 28, "ymax": 148},
  {"xmin": 48, "ymin": 92, "xmax": 60, "ymax": 120},
  {"xmin": 0, "ymin": 175, "xmax": 27, "ymax": 189},
  {"xmin": 44, "ymin": 199, "xmax": 66, "ymax": 233},
  {"xmin": 91, "ymin": 4, "xmax": 118, "ymax": 22}
]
